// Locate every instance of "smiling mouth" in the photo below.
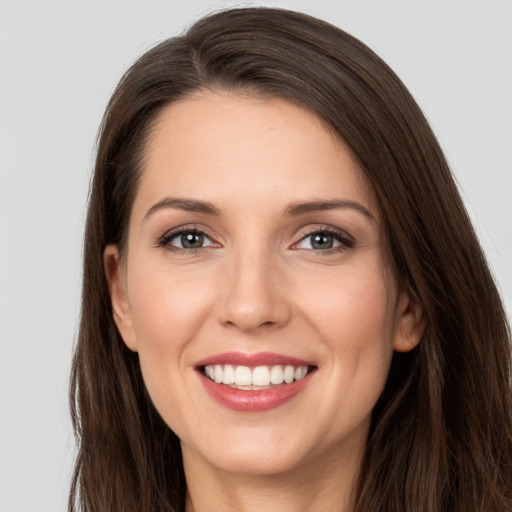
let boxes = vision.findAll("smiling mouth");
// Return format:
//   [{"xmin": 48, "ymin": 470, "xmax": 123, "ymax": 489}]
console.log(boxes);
[{"xmin": 200, "ymin": 364, "xmax": 316, "ymax": 390}]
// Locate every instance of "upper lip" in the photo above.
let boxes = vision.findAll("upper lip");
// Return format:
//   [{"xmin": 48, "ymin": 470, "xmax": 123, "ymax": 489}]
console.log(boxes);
[{"xmin": 195, "ymin": 351, "xmax": 315, "ymax": 368}]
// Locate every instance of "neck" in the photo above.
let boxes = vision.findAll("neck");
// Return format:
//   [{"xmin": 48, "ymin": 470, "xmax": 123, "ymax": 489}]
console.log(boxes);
[{"xmin": 183, "ymin": 441, "xmax": 363, "ymax": 512}]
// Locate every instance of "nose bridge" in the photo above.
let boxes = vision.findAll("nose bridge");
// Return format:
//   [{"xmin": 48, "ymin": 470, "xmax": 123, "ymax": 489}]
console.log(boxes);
[{"xmin": 218, "ymin": 237, "xmax": 289, "ymax": 332}]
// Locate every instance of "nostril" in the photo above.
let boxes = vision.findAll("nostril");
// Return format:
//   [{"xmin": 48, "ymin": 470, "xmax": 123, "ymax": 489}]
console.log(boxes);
[{"xmin": 221, "ymin": 317, "xmax": 279, "ymax": 331}]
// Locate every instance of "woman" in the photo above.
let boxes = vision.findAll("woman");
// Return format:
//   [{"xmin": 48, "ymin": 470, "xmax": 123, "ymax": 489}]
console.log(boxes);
[{"xmin": 69, "ymin": 7, "xmax": 512, "ymax": 512}]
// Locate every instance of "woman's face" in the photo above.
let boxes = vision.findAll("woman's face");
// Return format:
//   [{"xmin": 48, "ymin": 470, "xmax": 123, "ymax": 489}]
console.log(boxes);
[{"xmin": 106, "ymin": 91, "xmax": 423, "ymax": 477}]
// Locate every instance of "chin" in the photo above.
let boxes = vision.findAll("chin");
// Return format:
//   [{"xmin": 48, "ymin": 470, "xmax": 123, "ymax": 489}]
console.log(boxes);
[
  {"xmin": 183, "ymin": 426, "xmax": 315, "ymax": 477},
  {"xmin": 211, "ymin": 448, "xmax": 307, "ymax": 477}
]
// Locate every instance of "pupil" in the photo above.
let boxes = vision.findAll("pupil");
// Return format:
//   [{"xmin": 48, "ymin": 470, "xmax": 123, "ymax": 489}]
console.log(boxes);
[
  {"xmin": 312, "ymin": 233, "xmax": 333, "ymax": 249},
  {"xmin": 181, "ymin": 232, "xmax": 203, "ymax": 248}
]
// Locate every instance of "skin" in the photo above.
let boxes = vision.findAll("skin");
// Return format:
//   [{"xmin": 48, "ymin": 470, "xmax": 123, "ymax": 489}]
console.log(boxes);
[{"xmin": 105, "ymin": 91, "xmax": 425, "ymax": 512}]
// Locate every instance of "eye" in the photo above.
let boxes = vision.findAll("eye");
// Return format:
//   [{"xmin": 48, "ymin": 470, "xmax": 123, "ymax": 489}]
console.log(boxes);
[
  {"xmin": 160, "ymin": 229, "xmax": 216, "ymax": 250},
  {"xmin": 294, "ymin": 229, "xmax": 354, "ymax": 251}
]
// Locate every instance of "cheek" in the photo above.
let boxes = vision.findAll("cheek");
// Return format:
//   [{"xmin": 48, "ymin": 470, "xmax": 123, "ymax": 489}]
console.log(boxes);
[
  {"xmin": 128, "ymin": 264, "xmax": 213, "ymax": 354},
  {"xmin": 125, "ymin": 265, "xmax": 218, "ymax": 434},
  {"xmin": 299, "ymin": 266, "xmax": 397, "ymax": 409},
  {"xmin": 302, "ymin": 266, "xmax": 397, "ymax": 345},
  {"xmin": 125, "ymin": 264, "xmax": 216, "ymax": 414}
]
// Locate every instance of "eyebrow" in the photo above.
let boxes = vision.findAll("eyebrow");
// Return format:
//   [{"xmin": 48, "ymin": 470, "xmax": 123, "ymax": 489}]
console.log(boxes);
[
  {"xmin": 145, "ymin": 197, "xmax": 221, "ymax": 219},
  {"xmin": 284, "ymin": 199, "xmax": 375, "ymax": 221},
  {"xmin": 144, "ymin": 197, "xmax": 375, "ymax": 221}
]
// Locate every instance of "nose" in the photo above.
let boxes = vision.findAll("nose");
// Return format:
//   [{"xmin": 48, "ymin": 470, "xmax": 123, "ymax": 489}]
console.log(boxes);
[{"xmin": 217, "ymin": 248, "xmax": 291, "ymax": 333}]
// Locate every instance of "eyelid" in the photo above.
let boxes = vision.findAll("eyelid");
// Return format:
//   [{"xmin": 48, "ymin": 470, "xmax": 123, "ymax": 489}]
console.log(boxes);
[
  {"xmin": 157, "ymin": 224, "xmax": 221, "ymax": 250},
  {"xmin": 291, "ymin": 225, "xmax": 355, "ymax": 250}
]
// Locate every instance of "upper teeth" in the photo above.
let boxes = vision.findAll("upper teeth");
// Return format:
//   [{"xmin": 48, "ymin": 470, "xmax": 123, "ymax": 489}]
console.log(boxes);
[{"xmin": 204, "ymin": 364, "xmax": 310, "ymax": 387}]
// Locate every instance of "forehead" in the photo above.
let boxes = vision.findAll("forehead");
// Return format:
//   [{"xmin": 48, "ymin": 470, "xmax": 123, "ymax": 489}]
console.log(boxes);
[{"xmin": 135, "ymin": 90, "xmax": 377, "ymax": 216}]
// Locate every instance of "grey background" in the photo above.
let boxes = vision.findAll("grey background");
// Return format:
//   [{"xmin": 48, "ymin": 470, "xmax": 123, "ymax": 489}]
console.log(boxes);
[{"xmin": 0, "ymin": 1, "xmax": 510, "ymax": 510}]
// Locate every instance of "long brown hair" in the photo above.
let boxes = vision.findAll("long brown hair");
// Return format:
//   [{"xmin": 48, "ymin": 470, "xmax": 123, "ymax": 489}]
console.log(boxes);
[{"xmin": 70, "ymin": 7, "xmax": 512, "ymax": 511}]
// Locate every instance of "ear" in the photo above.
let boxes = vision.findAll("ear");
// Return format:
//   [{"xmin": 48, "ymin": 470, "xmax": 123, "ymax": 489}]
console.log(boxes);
[
  {"xmin": 393, "ymin": 286, "xmax": 426, "ymax": 353},
  {"xmin": 104, "ymin": 245, "xmax": 138, "ymax": 352}
]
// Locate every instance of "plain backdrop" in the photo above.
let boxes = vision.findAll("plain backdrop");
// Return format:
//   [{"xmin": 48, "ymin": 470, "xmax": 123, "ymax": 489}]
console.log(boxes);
[{"xmin": 0, "ymin": 1, "xmax": 511, "ymax": 510}]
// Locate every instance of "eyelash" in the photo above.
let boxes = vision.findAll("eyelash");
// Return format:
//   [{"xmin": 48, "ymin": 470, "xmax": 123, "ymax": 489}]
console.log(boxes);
[
  {"xmin": 157, "ymin": 225, "xmax": 354, "ymax": 253},
  {"xmin": 292, "ymin": 226, "xmax": 355, "ymax": 252},
  {"xmin": 158, "ymin": 227, "xmax": 218, "ymax": 253}
]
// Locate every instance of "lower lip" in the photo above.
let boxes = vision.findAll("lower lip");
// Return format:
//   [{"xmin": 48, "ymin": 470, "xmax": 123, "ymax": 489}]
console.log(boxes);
[{"xmin": 198, "ymin": 372, "xmax": 313, "ymax": 412}]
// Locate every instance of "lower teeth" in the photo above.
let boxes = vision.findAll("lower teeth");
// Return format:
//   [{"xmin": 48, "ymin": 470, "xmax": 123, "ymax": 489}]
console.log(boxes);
[{"xmin": 227, "ymin": 384, "xmax": 274, "ymax": 390}]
